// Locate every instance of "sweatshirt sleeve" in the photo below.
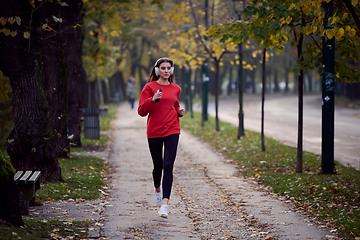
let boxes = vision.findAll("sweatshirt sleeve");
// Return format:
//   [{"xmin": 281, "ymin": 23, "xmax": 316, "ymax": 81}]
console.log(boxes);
[
  {"xmin": 138, "ymin": 84, "xmax": 154, "ymax": 117},
  {"xmin": 174, "ymin": 86, "xmax": 182, "ymax": 117}
]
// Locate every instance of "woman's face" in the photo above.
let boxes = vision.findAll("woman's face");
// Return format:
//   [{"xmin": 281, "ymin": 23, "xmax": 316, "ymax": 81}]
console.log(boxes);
[{"xmin": 158, "ymin": 62, "xmax": 172, "ymax": 79}]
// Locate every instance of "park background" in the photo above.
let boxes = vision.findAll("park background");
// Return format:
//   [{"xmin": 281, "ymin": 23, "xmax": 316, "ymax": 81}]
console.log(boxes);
[{"xmin": 1, "ymin": 0, "xmax": 360, "ymax": 239}]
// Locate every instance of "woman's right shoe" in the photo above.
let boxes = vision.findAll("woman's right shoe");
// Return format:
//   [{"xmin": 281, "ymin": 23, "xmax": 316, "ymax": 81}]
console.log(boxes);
[
  {"xmin": 158, "ymin": 204, "xmax": 168, "ymax": 218},
  {"xmin": 155, "ymin": 191, "xmax": 162, "ymax": 207}
]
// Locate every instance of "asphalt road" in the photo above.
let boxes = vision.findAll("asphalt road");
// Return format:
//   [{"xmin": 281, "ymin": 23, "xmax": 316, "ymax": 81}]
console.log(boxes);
[{"xmin": 197, "ymin": 94, "xmax": 360, "ymax": 171}]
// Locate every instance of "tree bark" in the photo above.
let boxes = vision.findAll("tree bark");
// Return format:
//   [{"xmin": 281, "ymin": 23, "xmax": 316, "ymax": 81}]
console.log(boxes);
[
  {"xmin": 0, "ymin": 0, "xmax": 79, "ymax": 182},
  {"xmin": 261, "ymin": 48, "xmax": 266, "ymax": 152},
  {"xmin": 296, "ymin": 26, "xmax": 305, "ymax": 174},
  {"xmin": 215, "ymin": 59, "xmax": 220, "ymax": 131},
  {"xmin": 62, "ymin": 0, "xmax": 86, "ymax": 148}
]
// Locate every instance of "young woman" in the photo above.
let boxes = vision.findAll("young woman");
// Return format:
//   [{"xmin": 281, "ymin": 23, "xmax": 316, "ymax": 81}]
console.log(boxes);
[{"xmin": 138, "ymin": 57, "xmax": 185, "ymax": 218}]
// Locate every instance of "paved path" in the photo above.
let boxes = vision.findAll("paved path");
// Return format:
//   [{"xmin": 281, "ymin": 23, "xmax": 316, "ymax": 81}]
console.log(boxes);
[{"xmin": 97, "ymin": 103, "xmax": 336, "ymax": 239}]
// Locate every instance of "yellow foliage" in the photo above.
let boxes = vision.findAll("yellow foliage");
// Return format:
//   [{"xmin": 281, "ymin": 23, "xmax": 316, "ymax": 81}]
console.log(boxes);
[
  {"xmin": 288, "ymin": 3, "xmax": 296, "ymax": 10},
  {"xmin": 326, "ymin": 29, "xmax": 334, "ymax": 39},
  {"xmin": 101, "ymin": 25, "xmax": 108, "ymax": 33},
  {"xmin": 98, "ymin": 35, "xmax": 104, "ymax": 44},
  {"xmin": 1, "ymin": 17, "xmax": 6, "ymax": 25},
  {"xmin": 189, "ymin": 59, "xmax": 198, "ymax": 67},
  {"xmin": 252, "ymin": 51, "xmax": 257, "ymax": 58},
  {"xmin": 110, "ymin": 31, "xmax": 116, "ymax": 37},
  {"xmin": 335, "ymin": 27, "xmax": 344, "ymax": 40},
  {"xmin": 198, "ymin": 10, "xmax": 205, "ymax": 16},
  {"xmin": 312, "ymin": 25, "xmax": 317, "ymax": 34},
  {"xmin": 348, "ymin": 28, "xmax": 356, "ymax": 38},
  {"xmin": 285, "ymin": 16, "xmax": 292, "ymax": 24},
  {"xmin": 23, "ymin": 31, "xmax": 30, "ymax": 39}
]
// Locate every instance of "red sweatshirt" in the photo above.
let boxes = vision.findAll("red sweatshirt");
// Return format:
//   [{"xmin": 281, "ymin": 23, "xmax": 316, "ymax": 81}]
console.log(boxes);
[{"xmin": 138, "ymin": 81, "xmax": 182, "ymax": 138}]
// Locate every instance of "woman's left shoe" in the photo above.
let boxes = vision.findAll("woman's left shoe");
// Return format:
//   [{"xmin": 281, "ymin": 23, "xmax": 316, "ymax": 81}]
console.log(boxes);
[
  {"xmin": 158, "ymin": 204, "xmax": 168, "ymax": 218},
  {"xmin": 155, "ymin": 191, "xmax": 162, "ymax": 207}
]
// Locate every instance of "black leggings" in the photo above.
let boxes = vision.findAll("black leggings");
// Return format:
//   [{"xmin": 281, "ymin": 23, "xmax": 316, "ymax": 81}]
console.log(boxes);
[{"xmin": 148, "ymin": 134, "xmax": 179, "ymax": 199}]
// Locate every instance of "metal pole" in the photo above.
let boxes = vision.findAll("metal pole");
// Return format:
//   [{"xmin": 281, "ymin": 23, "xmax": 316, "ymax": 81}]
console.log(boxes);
[
  {"xmin": 185, "ymin": 67, "xmax": 190, "ymax": 111},
  {"xmin": 202, "ymin": 0, "xmax": 209, "ymax": 125},
  {"xmin": 321, "ymin": 0, "xmax": 335, "ymax": 174}
]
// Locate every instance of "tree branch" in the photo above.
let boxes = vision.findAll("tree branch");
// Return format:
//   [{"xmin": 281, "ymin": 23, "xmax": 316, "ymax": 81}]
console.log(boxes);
[
  {"xmin": 343, "ymin": 0, "xmax": 360, "ymax": 31},
  {"xmin": 188, "ymin": 0, "xmax": 212, "ymax": 57}
]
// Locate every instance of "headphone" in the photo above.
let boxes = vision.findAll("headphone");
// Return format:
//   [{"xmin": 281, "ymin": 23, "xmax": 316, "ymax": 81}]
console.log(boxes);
[{"xmin": 154, "ymin": 57, "xmax": 174, "ymax": 76}]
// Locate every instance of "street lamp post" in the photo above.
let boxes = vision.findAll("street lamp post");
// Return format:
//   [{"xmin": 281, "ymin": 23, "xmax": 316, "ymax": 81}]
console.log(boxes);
[
  {"xmin": 184, "ymin": 66, "xmax": 191, "ymax": 112},
  {"xmin": 321, "ymin": 0, "xmax": 335, "ymax": 174}
]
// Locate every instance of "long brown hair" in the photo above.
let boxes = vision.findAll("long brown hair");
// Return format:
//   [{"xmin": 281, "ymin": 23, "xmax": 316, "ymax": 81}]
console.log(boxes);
[{"xmin": 148, "ymin": 57, "xmax": 175, "ymax": 83}]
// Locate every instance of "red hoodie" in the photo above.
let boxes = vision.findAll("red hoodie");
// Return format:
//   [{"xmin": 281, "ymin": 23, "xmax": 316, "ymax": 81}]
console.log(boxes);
[{"xmin": 138, "ymin": 81, "xmax": 182, "ymax": 138}]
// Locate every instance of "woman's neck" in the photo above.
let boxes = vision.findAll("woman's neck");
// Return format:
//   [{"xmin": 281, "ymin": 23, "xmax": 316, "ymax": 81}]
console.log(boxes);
[{"xmin": 157, "ymin": 78, "xmax": 170, "ymax": 85}]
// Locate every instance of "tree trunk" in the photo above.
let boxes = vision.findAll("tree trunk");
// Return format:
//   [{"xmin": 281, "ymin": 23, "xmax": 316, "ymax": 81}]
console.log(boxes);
[
  {"xmin": 4, "ymin": 53, "xmax": 62, "ymax": 182},
  {"xmin": 273, "ymin": 68, "xmax": 280, "ymax": 92},
  {"xmin": 250, "ymin": 69, "xmax": 256, "ymax": 93},
  {"xmin": 0, "ymin": 0, "xmax": 71, "ymax": 182},
  {"xmin": 261, "ymin": 48, "xmax": 266, "ymax": 152},
  {"xmin": 63, "ymin": 0, "xmax": 86, "ymax": 148},
  {"xmin": 227, "ymin": 67, "xmax": 233, "ymax": 95},
  {"xmin": 296, "ymin": 30, "xmax": 305, "ymax": 174},
  {"xmin": 284, "ymin": 66, "xmax": 290, "ymax": 93},
  {"xmin": 42, "ymin": 42, "xmax": 69, "ymax": 159},
  {"xmin": 215, "ymin": 60, "xmax": 220, "ymax": 131}
]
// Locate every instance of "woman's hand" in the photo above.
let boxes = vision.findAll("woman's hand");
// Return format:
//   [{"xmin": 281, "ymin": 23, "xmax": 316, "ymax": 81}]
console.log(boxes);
[
  {"xmin": 179, "ymin": 108, "xmax": 185, "ymax": 116},
  {"xmin": 152, "ymin": 90, "xmax": 162, "ymax": 102}
]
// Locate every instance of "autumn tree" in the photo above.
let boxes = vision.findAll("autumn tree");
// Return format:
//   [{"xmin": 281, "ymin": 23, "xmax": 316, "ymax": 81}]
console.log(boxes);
[{"xmin": 0, "ymin": 0, "xmax": 86, "ymax": 182}]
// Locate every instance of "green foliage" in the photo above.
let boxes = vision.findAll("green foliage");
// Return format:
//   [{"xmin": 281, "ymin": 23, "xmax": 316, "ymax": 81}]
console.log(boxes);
[
  {"xmin": 208, "ymin": 0, "xmax": 360, "ymax": 84},
  {"xmin": 181, "ymin": 112, "xmax": 360, "ymax": 239},
  {"xmin": 82, "ymin": 0, "xmax": 161, "ymax": 82},
  {"xmin": 37, "ymin": 155, "xmax": 105, "ymax": 201},
  {"xmin": 0, "ymin": 151, "xmax": 15, "ymax": 183},
  {"xmin": 0, "ymin": 72, "xmax": 13, "ymax": 152},
  {"xmin": 0, "ymin": 71, "xmax": 11, "ymax": 102}
]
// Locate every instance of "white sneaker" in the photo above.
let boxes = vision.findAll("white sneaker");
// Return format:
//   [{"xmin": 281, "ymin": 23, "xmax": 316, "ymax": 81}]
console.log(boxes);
[
  {"xmin": 158, "ymin": 204, "xmax": 168, "ymax": 218},
  {"xmin": 155, "ymin": 191, "xmax": 162, "ymax": 207}
]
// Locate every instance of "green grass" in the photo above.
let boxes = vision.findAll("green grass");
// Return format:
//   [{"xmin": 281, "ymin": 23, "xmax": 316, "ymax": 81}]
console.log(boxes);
[
  {"xmin": 37, "ymin": 154, "xmax": 105, "ymax": 201},
  {"xmin": 0, "ymin": 218, "xmax": 91, "ymax": 240},
  {"xmin": 181, "ymin": 112, "xmax": 360, "ymax": 239},
  {"xmin": 0, "ymin": 104, "xmax": 119, "ymax": 239}
]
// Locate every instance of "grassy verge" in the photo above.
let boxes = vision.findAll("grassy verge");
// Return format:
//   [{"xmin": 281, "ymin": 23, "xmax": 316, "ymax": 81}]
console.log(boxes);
[
  {"xmin": 0, "ymin": 103, "xmax": 120, "ymax": 240},
  {"xmin": 0, "ymin": 154, "xmax": 104, "ymax": 240},
  {"xmin": 181, "ymin": 112, "xmax": 360, "ymax": 239},
  {"xmin": 38, "ymin": 103, "xmax": 120, "ymax": 201},
  {"xmin": 0, "ymin": 219, "xmax": 90, "ymax": 240},
  {"xmin": 37, "ymin": 154, "xmax": 105, "ymax": 201}
]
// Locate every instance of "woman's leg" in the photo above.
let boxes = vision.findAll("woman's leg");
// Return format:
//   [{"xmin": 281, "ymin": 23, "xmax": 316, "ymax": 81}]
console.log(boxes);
[
  {"xmin": 162, "ymin": 134, "xmax": 179, "ymax": 202},
  {"xmin": 147, "ymin": 137, "xmax": 164, "ymax": 190}
]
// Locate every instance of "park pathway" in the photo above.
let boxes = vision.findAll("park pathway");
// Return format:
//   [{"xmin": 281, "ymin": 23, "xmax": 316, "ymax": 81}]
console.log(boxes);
[{"xmin": 97, "ymin": 103, "xmax": 336, "ymax": 239}]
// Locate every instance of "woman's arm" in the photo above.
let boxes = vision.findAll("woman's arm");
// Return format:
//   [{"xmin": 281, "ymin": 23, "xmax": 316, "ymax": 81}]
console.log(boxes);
[{"xmin": 138, "ymin": 85, "xmax": 154, "ymax": 117}]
